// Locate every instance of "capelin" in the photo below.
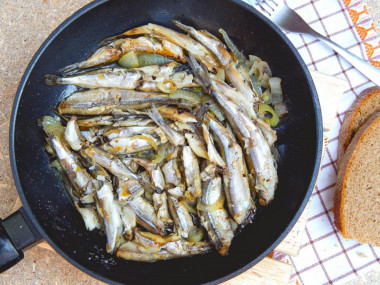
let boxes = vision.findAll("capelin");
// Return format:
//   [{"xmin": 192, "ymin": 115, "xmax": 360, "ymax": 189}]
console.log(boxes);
[
  {"xmin": 115, "ymin": 23, "xmax": 220, "ymax": 72},
  {"xmin": 147, "ymin": 104, "xmax": 185, "ymax": 146},
  {"xmin": 153, "ymin": 192, "xmax": 173, "ymax": 231},
  {"xmin": 209, "ymin": 116, "xmax": 255, "ymax": 225},
  {"xmin": 167, "ymin": 194, "xmax": 194, "ymax": 239},
  {"xmin": 182, "ymin": 146, "xmax": 202, "ymax": 197},
  {"xmin": 188, "ymin": 55, "xmax": 277, "ymax": 205},
  {"xmin": 95, "ymin": 182, "xmax": 123, "ymax": 253},
  {"xmin": 58, "ymin": 88, "xmax": 194, "ymax": 115},
  {"xmin": 124, "ymin": 158, "xmax": 165, "ymax": 193},
  {"xmin": 60, "ymin": 39, "xmax": 124, "ymax": 74},
  {"xmin": 128, "ymin": 196, "xmax": 166, "ymax": 235},
  {"xmin": 120, "ymin": 205, "xmax": 136, "ymax": 241},
  {"xmin": 47, "ymin": 133, "xmax": 93, "ymax": 196},
  {"xmin": 198, "ymin": 177, "xmax": 234, "ymax": 256},
  {"xmin": 83, "ymin": 146, "xmax": 155, "ymax": 193}
]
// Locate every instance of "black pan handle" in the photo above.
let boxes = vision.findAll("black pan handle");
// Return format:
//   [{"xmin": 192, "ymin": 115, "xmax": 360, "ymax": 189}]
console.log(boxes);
[{"xmin": 0, "ymin": 207, "xmax": 42, "ymax": 272}]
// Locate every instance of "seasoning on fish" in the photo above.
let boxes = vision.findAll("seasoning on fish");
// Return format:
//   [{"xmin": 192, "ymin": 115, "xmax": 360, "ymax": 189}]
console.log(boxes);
[
  {"xmin": 198, "ymin": 177, "xmax": 234, "ymax": 255},
  {"xmin": 42, "ymin": 22, "xmax": 287, "ymax": 261},
  {"xmin": 208, "ymin": 116, "xmax": 255, "ymax": 224},
  {"xmin": 58, "ymin": 88, "xmax": 194, "ymax": 115}
]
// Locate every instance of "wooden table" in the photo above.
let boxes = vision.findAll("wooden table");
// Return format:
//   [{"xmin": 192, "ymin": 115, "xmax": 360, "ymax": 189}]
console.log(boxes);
[{"xmin": 0, "ymin": 1, "xmax": 378, "ymax": 284}]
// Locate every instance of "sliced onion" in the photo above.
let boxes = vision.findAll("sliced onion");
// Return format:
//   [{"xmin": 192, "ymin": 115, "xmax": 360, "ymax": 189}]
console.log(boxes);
[
  {"xmin": 274, "ymin": 102, "xmax": 288, "ymax": 117},
  {"xmin": 262, "ymin": 89, "xmax": 272, "ymax": 104},
  {"xmin": 128, "ymin": 135, "xmax": 158, "ymax": 151},
  {"xmin": 170, "ymin": 89, "xmax": 201, "ymax": 103},
  {"xmin": 45, "ymin": 143, "xmax": 55, "ymax": 156},
  {"xmin": 157, "ymin": 80, "xmax": 177, "ymax": 93},
  {"xmin": 137, "ymin": 53, "xmax": 172, "ymax": 67},
  {"xmin": 151, "ymin": 143, "xmax": 167, "ymax": 164},
  {"xmin": 201, "ymin": 98, "xmax": 226, "ymax": 122},
  {"xmin": 49, "ymin": 159, "xmax": 63, "ymax": 173},
  {"xmin": 269, "ymin": 77, "xmax": 283, "ymax": 105},
  {"xmin": 118, "ymin": 51, "xmax": 139, "ymax": 68},
  {"xmin": 260, "ymin": 73, "xmax": 270, "ymax": 89},
  {"xmin": 249, "ymin": 55, "xmax": 261, "ymax": 65},
  {"xmin": 249, "ymin": 74, "xmax": 263, "ymax": 98},
  {"xmin": 42, "ymin": 115, "xmax": 61, "ymax": 126},
  {"xmin": 259, "ymin": 61, "xmax": 272, "ymax": 77},
  {"xmin": 258, "ymin": 104, "xmax": 279, "ymax": 127},
  {"xmin": 187, "ymin": 226, "xmax": 204, "ymax": 242}
]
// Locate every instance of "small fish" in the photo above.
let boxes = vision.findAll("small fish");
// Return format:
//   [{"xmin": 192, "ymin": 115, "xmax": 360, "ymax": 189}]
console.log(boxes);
[
  {"xmin": 119, "ymin": 205, "xmax": 136, "ymax": 241},
  {"xmin": 123, "ymin": 158, "xmax": 165, "ymax": 193},
  {"xmin": 188, "ymin": 55, "xmax": 278, "ymax": 205},
  {"xmin": 116, "ymin": 239, "xmax": 210, "ymax": 261},
  {"xmin": 184, "ymin": 133, "xmax": 209, "ymax": 160},
  {"xmin": 209, "ymin": 116, "xmax": 255, "ymax": 224},
  {"xmin": 198, "ymin": 177, "xmax": 234, "ymax": 255},
  {"xmin": 46, "ymin": 68, "xmax": 142, "ymax": 89},
  {"xmin": 60, "ymin": 39, "xmax": 125, "ymax": 73},
  {"xmin": 128, "ymin": 195, "xmax": 166, "ymax": 235},
  {"xmin": 61, "ymin": 37, "xmax": 185, "ymax": 73},
  {"xmin": 103, "ymin": 134, "xmax": 159, "ymax": 155},
  {"xmin": 202, "ymin": 123, "xmax": 226, "ymax": 169},
  {"xmin": 83, "ymin": 146, "xmax": 155, "ymax": 193},
  {"xmin": 95, "ymin": 182, "xmax": 123, "ymax": 253},
  {"xmin": 116, "ymin": 177, "xmax": 144, "ymax": 201},
  {"xmin": 174, "ymin": 21, "xmax": 261, "ymax": 108},
  {"xmin": 112, "ymin": 23, "xmax": 220, "ymax": 72},
  {"xmin": 147, "ymin": 105, "xmax": 185, "ymax": 146},
  {"xmin": 58, "ymin": 88, "xmax": 194, "ymax": 115},
  {"xmin": 103, "ymin": 126, "xmax": 157, "ymax": 141},
  {"xmin": 162, "ymin": 159, "xmax": 182, "ymax": 187},
  {"xmin": 167, "ymin": 194, "xmax": 194, "ymax": 238},
  {"xmin": 45, "ymin": 129, "xmax": 93, "ymax": 196},
  {"xmin": 182, "ymin": 146, "xmax": 202, "ymax": 197},
  {"xmin": 156, "ymin": 106, "xmax": 197, "ymax": 124},
  {"xmin": 153, "ymin": 192, "xmax": 173, "ymax": 230}
]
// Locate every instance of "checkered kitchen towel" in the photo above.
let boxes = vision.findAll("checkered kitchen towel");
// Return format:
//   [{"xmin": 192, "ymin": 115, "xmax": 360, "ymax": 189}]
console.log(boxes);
[{"xmin": 244, "ymin": 0, "xmax": 380, "ymax": 284}]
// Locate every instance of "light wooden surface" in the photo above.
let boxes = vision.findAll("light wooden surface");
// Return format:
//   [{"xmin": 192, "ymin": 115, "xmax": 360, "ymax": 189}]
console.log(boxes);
[{"xmin": 2, "ymin": 0, "xmax": 373, "ymax": 283}]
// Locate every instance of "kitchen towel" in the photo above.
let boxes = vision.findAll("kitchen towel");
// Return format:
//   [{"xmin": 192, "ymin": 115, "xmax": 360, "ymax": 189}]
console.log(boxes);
[{"xmin": 244, "ymin": 0, "xmax": 380, "ymax": 284}]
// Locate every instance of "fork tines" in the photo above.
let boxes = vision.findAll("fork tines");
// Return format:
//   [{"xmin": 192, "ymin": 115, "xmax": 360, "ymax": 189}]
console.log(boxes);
[{"xmin": 249, "ymin": 0, "xmax": 278, "ymax": 17}]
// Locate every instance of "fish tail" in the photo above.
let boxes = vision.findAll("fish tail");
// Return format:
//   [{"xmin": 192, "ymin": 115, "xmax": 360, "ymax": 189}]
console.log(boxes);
[
  {"xmin": 59, "ymin": 62, "xmax": 80, "ymax": 74},
  {"xmin": 187, "ymin": 55, "xmax": 211, "ymax": 88},
  {"xmin": 172, "ymin": 20, "xmax": 191, "ymax": 32},
  {"xmin": 44, "ymin": 74, "xmax": 62, "ymax": 85}
]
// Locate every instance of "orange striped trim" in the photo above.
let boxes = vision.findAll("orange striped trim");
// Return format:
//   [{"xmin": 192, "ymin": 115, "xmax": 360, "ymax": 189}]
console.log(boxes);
[{"xmin": 343, "ymin": 1, "xmax": 379, "ymax": 68}]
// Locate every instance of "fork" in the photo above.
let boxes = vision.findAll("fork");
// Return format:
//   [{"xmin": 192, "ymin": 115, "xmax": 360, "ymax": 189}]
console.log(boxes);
[{"xmin": 251, "ymin": 0, "xmax": 380, "ymax": 86}]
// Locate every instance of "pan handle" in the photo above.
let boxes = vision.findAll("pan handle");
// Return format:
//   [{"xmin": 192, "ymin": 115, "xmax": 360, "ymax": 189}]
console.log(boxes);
[{"xmin": 0, "ymin": 207, "xmax": 42, "ymax": 272}]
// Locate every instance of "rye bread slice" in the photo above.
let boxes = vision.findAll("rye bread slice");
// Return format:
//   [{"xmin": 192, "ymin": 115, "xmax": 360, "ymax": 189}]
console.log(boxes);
[
  {"xmin": 337, "ymin": 87, "xmax": 380, "ymax": 165},
  {"xmin": 334, "ymin": 112, "xmax": 380, "ymax": 247}
]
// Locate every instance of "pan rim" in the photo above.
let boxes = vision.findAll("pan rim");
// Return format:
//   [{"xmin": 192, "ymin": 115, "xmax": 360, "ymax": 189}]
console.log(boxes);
[{"xmin": 9, "ymin": 0, "xmax": 323, "ymax": 284}]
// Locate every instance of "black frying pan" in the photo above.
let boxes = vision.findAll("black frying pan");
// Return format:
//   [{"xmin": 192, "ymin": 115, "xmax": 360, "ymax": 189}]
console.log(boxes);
[{"xmin": 2, "ymin": 0, "xmax": 322, "ymax": 284}]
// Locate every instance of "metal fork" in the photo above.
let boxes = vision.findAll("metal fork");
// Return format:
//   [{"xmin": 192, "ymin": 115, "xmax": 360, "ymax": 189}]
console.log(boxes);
[{"xmin": 251, "ymin": 0, "xmax": 380, "ymax": 85}]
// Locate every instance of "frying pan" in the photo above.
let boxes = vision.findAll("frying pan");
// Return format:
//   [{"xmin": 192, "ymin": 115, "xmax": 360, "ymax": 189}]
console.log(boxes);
[{"xmin": 2, "ymin": 0, "xmax": 323, "ymax": 283}]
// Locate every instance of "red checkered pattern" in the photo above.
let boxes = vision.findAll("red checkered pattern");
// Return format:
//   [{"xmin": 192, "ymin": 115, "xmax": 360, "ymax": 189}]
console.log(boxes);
[{"xmin": 245, "ymin": 0, "xmax": 380, "ymax": 284}]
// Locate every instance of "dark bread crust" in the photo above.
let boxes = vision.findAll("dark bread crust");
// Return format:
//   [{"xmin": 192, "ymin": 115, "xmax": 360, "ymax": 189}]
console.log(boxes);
[
  {"xmin": 337, "ymin": 87, "xmax": 380, "ymax": 166},
  {"xmin": 334, "ymin": 112, "xmax": 380, "ymax": 246}
]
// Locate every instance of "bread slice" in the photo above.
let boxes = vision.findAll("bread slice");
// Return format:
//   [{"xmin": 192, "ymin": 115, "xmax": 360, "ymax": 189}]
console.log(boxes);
[
  {"xmin": 334, "ymin": 112, "xmax": 380, "ymax": 246},
  {"xmin": 337, "ymin": 87, "xmax": 380, "ymax": 165}
]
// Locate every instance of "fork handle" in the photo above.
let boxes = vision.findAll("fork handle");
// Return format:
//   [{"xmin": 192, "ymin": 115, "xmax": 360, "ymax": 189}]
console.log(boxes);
[{"xmin": 314, "ymin": 33, "xmax": 380, "ymax": 85}]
